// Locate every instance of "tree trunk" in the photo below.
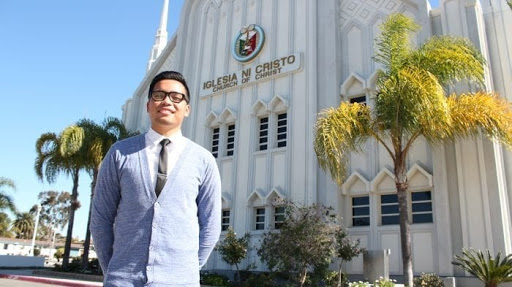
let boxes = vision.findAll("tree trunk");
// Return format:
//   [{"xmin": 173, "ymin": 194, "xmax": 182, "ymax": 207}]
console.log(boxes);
[
  {"xmin": 81, "ymin": 169, "xmax": 97, "ymax": 270},
  {"xmin": 80, "ymin": 194, "xmax": 93, "ymax": 270},
  {"xmin": 338, "ymin": 261, "xmax": 344, "ymax": 287},
  {"xmin": 395, "ymin": 155, "xmax": 413, "ymax": 287},
  {"xmin": 62, "ymin": 169, "xmax": 79, "ymax": 269},
  {"xmin": 235, "ymin": 263, "xmax": 241, "ymax": 286},
  {"xmin": 300, "ymin": 267, "xmax": 308, "ymax": 287}
]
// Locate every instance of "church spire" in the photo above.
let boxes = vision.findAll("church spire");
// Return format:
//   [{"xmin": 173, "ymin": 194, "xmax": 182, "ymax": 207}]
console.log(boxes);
[{"xmin": 147, "ymin": 0, "xmax": 169, "ymax": 71}]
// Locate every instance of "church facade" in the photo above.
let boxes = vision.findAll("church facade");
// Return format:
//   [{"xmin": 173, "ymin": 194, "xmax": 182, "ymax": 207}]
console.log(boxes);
[{"xmin": 121, "ymin": 0, "xmax": 512, "ymax": 280}]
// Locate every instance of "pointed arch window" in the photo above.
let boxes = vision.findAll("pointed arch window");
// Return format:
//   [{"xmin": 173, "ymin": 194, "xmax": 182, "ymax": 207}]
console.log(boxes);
[
  {"xmin": 352, "ymin": 196, "xmax": 370, "ymax": 226},
  {"xmin": 276, "ymin": 113, "xmax": 287, "ymax": 148},
  {"xmin": 206, "ymin": 109, "xmax": 237, "ymax": 158},
  {"xmin": 255, "ymin": 208, "xmax": 266, "ymax": 230},
  {"xmin": 221, "ymin": 209, "xmax": 230, "ymax": 231},
  {"xmin": 379, "ymin": 191, "xmax": 433, "ymax": 225},
  {"xmin": 226, "ymin": 124, "xmax": 236, "ymax": 156},
  {"xmin": 211, "ymin": 127, "xmax": 220, "ymax": 158},
  {"xmin": 259, "ymin": 117, "xmax": 269, "ymax": 151},
  {"xmin": 273, "ymin": 206, "xmax": 285, "ymax": 229},
  {"xmin": 411, "ymin": 191, "xmax": 433, "ymax": 223}
]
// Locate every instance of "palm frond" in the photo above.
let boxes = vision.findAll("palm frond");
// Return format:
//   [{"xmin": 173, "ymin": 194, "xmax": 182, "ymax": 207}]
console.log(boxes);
[
  {"xmin": 35, "ymin": 133, "xmax": 59, "ymax": 155},
  {"xmin": 374, "ymin": 13, "xmax": 420, "ymax": 75},
  {"xmin": 447, "ymin": 92, "xmax": 512, "ymax": 147},
  {"xmin": 0, "ymin": 194, "xmax": 16, "ymax": 214},
  {"xmin": 89, "ymin": 138, "xmax": 105, "ymax": 167},
  {"xmin": 314, "ymin": 102, "xmax": 372, "ymax": 185},
  {"xmin": 453, "ymin": 248, "xmax": 512, "ymax": 285},
  {"xmin": 103, "ymin": 117, "xmax": 127, "ymax": 138},
  {"xmin": 60, "ymin": 125, "xmax": 85, "ymax": 156},
  {"xmin": 412, "ymin": 35, "xmax": 486, "ymax": 86},
  {"xmin": 0, "ymin": 177, "xmax": 16, "ymax": 191},
  {"xmin": 377, "ymin": 66, "xmax": 451, "ymax": 142},
  {"xmin": 34, "ymin": 132, "xmax": 61, "ymax": 182}
]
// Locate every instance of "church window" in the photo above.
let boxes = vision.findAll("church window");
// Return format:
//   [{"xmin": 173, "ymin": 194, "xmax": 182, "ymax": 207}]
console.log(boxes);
[
  {"xmin": 381, "ymin": 194, "xmax": 399, "ymax": 225},
  {"xmin": 273, "ymin": 206, "xmax": 285, "ymax": 229},
  {"xmin": 255, "ymin": 208, "xmax": 265, "ymax": 230},
  {"xmin": 350, "ymin": 95, "xmax": 366, "ymax": 104},
  {"xmin": 412, "ymin": 191, "xmax": 433, "ymax": 223},
  {"xmin": 222, "ymin": 209, "xmax": 230, "ymax": 231},
  {"xmin": 352, "ymin": 196, "xmax": 370, "ymax": 226},
  {"xmin": 276, "ymin": 113, "xmax": 287, "ymax": 148},
  {"xmin": 211, "ymin": 127, "xmax": 220, "ymax": 158},
  {"xmin": 259, "ymin": 117, "xmax": 269, "ymax": 151},
  {"xmin": 226, "ymin": 124, "xmax": 235, "ymax": 156}
]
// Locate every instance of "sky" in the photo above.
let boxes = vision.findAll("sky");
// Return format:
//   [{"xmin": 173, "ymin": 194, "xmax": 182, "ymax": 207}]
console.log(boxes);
[
  {"xmin": 0, "ymin": 0, "xmax": 440, "ymax": 241},
  {"xmin": 0, "ymin": 0, "xmax": 184, "ymax": 240}
]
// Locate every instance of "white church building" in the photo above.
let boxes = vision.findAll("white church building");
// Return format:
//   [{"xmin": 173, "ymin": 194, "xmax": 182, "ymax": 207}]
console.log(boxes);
[{"xmin": 121, "ymin": 0, "xmax": 512, "ymax": 282}]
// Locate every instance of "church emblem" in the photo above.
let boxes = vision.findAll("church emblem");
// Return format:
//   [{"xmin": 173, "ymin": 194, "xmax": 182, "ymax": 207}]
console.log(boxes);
[{"xmin": 232, "ymin": 24, "xmax": 265, "ymax": 63}]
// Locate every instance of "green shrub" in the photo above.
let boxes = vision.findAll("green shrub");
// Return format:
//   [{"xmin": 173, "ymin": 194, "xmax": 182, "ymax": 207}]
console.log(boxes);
[
  {"xmin": 374, "ymin": 277, "xmax": 396, "ymax": 287},
  {"xmin": 216, "ymin": 227, "xmax": 250, "ymax": 284},
  {"xmin": 242, "ymin": 272, "xmax": 277, "ymax": 287},
  {"xmin": 452, "ymin": 248, "xmax": 512, "ymax": 287},
  {"xmin": 306, "ymin": 265, "xmax": 339, "ymax": 287},
  {"xmin": 54, "ymin": 247, "xmax": 64, "ymax": 261},
  {"xmin": 335, "ymin": 228, "xmax": 365, "ymax": 286},
  {"xmin": 67, "ymin": 257, "xmax": 82, "ymax": 272},
  {"xmin": 257, "ymin": 202, "xmax": 339, "ymax": 286},
  {"xmin": 200, "ymin": 272, "xmax": 229, "ymax": 286},
  {"xmin": 349, "ymin": 278, "xmax": 396, "ymax": 287},
  {"xmin": 33, "ymin": 248, "xmax": 41, "ymax": 256},
  {"xmin": 87, "ymin": 258, "xmax": 102, "ymax": 275},
  {"xmin": 414, "ymin": 273, "xmax": 444, "ymax": 287}
]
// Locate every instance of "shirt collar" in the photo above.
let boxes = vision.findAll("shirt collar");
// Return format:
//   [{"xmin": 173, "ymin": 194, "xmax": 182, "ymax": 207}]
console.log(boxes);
[{"xmin": 147, "ymin": 128, "xmax": 184, "ymax": 147}]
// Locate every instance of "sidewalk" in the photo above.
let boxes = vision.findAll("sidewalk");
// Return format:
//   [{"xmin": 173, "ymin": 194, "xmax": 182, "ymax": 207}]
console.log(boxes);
[
  {"xmin": 0, "ymin": 269, "xmax": 102, "ymax": 287},
  {"xmin": 0, "ymin": 268, "xmax": 217, "ymax": 286}
]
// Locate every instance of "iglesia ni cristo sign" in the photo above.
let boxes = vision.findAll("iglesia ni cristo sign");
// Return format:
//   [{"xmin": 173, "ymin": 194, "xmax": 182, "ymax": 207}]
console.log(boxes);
[{"xmin": 200, "ymin": 53, "xmax": 303, "ymax": 97}]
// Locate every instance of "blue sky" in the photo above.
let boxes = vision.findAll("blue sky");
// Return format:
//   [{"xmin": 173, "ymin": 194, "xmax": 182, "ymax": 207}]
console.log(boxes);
[
  {"xmin": 0, "ymin": 0, "xmax": 440, "ymax": 240},
  {"xmin": 0, "ymin": 0, "xmax": 184, "ymax": 239}
]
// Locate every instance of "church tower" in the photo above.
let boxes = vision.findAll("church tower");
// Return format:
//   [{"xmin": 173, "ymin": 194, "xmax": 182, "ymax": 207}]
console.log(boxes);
[{"xmin": 147, "ymin": 0, "xmax": 169, "ymax": 71}]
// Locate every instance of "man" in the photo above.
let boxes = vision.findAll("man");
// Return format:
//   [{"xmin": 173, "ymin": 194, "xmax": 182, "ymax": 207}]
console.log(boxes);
[{"xmin": 91, "ymin": 71, "xmax": 222, "ymax": 287}]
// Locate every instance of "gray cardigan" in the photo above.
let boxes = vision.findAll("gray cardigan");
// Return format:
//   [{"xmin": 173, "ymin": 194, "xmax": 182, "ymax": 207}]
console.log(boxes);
[{"xmin": 91, "ymin": 134, "xmax": 222, "ymax": 287}]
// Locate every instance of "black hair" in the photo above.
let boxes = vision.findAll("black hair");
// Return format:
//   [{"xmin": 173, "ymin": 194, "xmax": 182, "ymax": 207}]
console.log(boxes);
[{"xmin": 148, "ymin": 71, "xmax": 190, "ymax": 103}]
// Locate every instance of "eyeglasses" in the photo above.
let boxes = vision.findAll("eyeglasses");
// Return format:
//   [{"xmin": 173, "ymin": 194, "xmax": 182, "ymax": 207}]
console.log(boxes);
[{"xmin": 150, "ymin": 91, "xmax": 188, "ymax": 103}]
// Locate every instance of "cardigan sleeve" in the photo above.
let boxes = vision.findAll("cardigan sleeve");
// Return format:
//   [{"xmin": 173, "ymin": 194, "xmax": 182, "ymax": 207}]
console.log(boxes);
[
  {"xmin": 196, "ymin": 154, "xmax": 222, "ymax": 268},
  {"xmin": 90, "ymin": 147, "xmax": 121, "ymax": 273}
]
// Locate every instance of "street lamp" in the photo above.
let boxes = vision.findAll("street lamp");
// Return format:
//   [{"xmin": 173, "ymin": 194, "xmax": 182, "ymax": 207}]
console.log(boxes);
[{"xmin": 31, "ymin": 205, "xmax": 41, "ymax": 256}]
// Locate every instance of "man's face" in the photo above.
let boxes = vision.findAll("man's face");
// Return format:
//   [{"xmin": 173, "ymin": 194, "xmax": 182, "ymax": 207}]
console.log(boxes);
[{"xmin": 147, "ymin": 79, "xmax": 190, "ymax": 136}]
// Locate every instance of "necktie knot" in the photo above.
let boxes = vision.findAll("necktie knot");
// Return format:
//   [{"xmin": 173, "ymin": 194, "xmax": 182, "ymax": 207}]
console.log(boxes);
[{"xmin": 160, "ymin": 138, "xmax": 171, "ymax": 148}]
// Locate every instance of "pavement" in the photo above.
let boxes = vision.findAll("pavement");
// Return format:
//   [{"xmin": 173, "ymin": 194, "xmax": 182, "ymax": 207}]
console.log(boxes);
[
  {"xmin": 0, "ymin": 268, "xmax": 217, "ymax": 286},
  {"xmin": 0, "ymin": 268, "xmax": 103, "ymax": 287}
]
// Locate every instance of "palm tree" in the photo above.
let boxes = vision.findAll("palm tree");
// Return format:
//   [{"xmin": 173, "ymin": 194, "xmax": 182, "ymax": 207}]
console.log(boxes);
[
  {"xmin": 314, "ymin": 13, "xmax": 512, "ymax": 286},
  {"xmin": 61, "ymin": 117, "xmax": 136, "ymax": 270},
  {"xmin": 0, "ymin": 212, "xmax": 14, "ymax": 238},
  {"xmin": 34, "ymin": 132, "xmax": 84, "ymax": 269},
  {"xmin": 12, "ymin": 212, "xmax": 34, "ymax": 239},
  {"xmin": 0, "ymin": 177, "xmax": 17, "ymax": 214},
  {"xmin": 453, "ymin": 248, "xmax": 512, "ymax": 287}
]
